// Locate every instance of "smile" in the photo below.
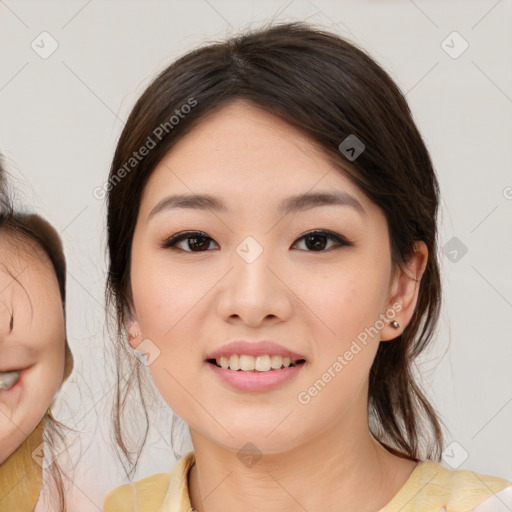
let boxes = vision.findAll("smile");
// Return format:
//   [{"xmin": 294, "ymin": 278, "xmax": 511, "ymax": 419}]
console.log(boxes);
[
  {"xmin": 208, "ymin": 354, "xmax": 306, "ymax": 372},
  {"xmin": 206, "ymin": 359, "xmax": 306, "ymax": 392},
  {"xmin": 0, "ymin": 370, "xmax": 22, "ymax": 391}
]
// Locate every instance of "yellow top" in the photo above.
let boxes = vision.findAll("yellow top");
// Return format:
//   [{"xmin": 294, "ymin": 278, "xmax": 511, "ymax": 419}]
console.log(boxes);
[
  {"xmin": 104, "ymin": 451, "xmax": 512, "ymax": 512},
  {"xmin": 0, "ymin": 417, "xmax": 45, "ymax": 512}
]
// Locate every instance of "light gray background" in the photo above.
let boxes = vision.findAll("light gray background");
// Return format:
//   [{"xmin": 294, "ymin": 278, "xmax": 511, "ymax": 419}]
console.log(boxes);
[{"xmin": 1, "ymin": 1, "xmax": 511, "ymax": 510}]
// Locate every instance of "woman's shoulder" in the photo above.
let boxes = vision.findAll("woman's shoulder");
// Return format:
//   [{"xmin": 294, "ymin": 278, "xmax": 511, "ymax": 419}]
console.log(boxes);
[
  {"xmin": 381, "ymin": 459, "xmax": 512, "ymax": 512},
  {"xmin": 104, "ymin": 451, "xmax": 195, "ymax": 512}
]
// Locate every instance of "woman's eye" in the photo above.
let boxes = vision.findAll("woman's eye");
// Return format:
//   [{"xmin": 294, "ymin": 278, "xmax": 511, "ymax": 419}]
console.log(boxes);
[
  {"xmin": 161, "ymin": 230, "xmax": 352, "ymax": 253},
  {"xmin": 161, "ymin": 231, "xmax": 219, "ymax": 252},
  {"xmin": 292, "ymin": 230, "xmax": 353, "ymax": 252}
]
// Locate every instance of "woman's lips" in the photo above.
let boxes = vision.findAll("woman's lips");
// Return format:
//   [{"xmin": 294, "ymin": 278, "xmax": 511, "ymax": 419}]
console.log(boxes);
[
  {"xmin": 205, "ymin": 340, "xmax": 307, "ymax": 362},
  {"xmin": 206, "ymin": 359, "xmax": 306, "ymax": 392}
]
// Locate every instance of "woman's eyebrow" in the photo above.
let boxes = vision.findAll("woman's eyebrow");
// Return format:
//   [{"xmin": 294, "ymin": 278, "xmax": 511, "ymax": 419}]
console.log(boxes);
[{"xmin": 148, "ymin": 191, "xmax": 366, "ymax": 220}]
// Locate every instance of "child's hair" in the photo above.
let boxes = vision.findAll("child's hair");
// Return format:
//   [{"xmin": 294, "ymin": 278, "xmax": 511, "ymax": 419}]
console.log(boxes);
[
  {"xmin": 0, "ymin": 158, "xmax": 73, "ymax": 510},
  {"xmin": 105, "ymin": 21, "xmax": 444, "ymax": 475}
]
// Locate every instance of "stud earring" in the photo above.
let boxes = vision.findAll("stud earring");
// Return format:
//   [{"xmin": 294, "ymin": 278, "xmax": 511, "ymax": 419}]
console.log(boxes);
[{"xmin": 390, "ymin": 320, "xmax": 400, "ymax": 329}]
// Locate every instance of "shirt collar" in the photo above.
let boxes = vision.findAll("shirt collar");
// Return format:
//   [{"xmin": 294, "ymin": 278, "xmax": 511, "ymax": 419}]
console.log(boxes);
[{"xmin": 161, "ymin": 450, "xmax": 196, "ymax": 511}]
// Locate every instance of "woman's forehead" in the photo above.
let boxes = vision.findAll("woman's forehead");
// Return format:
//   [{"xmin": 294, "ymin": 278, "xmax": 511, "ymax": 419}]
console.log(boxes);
[{"xmin": 139, "ymin": 103, "xmax": 372, "ymax": 215}]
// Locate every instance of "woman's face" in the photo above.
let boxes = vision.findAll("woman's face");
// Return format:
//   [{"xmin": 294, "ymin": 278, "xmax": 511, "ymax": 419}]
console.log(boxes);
[
  {"xmin": 129, "ymin": 100, "xmax": 425, "ymax": 454},
  {"xmin": 0, "ymin": 235, "xmax": 66, "ymax": 463}
]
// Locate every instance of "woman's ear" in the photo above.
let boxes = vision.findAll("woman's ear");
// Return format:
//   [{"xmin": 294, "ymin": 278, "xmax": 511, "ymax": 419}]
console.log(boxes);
[
  {"xmin": 124, "ymin": 292, "xmax": 143, "ymax": 348},
  {"xmin": 126, "ymin": 312, "xmax": 143, "ymax": 349},
  {"xmin": 380, "ymin": 241, "xmax": 428, "ymax": 342}
]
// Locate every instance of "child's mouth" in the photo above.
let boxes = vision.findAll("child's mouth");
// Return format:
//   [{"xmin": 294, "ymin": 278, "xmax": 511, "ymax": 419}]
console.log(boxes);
[{"xmin": 0, "ymin": 370, "xmax": 22, "ymax": 391}]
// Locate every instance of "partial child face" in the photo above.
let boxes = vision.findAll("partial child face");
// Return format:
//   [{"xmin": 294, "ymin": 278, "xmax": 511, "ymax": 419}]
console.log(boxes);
[
  {"xmin": 129, "ymin": 100, "xmax": 427, "ymax": 454},
  {"xmin": 0, "ymin": 234, "xmax": 66, "ymax": 463}
]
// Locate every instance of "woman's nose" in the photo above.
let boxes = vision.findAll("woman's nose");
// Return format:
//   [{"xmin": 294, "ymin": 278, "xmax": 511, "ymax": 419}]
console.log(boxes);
[{"xmin": 216, "ymin": 238, "xmax": 293, "ymax": 327}]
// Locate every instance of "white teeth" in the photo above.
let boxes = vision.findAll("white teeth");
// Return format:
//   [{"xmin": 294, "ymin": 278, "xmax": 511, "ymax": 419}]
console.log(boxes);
[
  {"xmin": 270, "ymin": 355, "xmax": 282, "ymax": 369},
  {"xmin": 255, "ymin": 355, "xmax": 271, "ymax": 372},
  {"xmin": 229, "ymin": 355, "xmax": 240, "ymax": 370},
  {"xmin": 0, "ymin": 371, "xmax": 21, "ymax": 390},
  {"xmin": 240, "ymin": 355, "xmax": 255, "ymax": 371},
  {"xmin": 214, "ymin": 354, "xmax": 301, "ymax": 372}
]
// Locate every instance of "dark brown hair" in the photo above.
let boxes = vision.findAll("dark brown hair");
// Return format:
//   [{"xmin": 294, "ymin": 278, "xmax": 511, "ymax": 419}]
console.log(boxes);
[
  {"xmin": 106, "ymin": 20, "xmax": 445, "ymax": 475},
  {"xmin": 0, "ymin": 161, "xmax": 73, "ymax": 510}
]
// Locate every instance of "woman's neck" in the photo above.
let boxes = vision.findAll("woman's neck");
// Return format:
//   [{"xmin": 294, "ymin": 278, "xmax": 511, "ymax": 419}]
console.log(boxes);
[{"xmin": 188, "ymin": 418, "xmax": 418, "ymax": 512}]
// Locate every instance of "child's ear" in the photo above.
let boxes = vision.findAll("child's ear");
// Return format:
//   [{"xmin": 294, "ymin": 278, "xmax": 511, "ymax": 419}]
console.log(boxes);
[{"xmin": 380, "ymin": 241, "xmax": 428, "ymax": 342}]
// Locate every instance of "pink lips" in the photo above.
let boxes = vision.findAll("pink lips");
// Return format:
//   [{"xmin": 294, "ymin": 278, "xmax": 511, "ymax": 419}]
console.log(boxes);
[
  {"xmin": 207, "ymin": 362, "xmax": 304, "ymax": 392},
  {"xmin": 205, "ymin": 340, "xmax": 307, "ymax": 392},
  {"xmin": 205, "ymin": 340, "xmax": 306, "ymax": 362}
]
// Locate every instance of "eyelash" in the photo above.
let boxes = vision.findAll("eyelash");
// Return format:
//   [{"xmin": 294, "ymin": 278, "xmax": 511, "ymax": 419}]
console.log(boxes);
[{"xmin": 160, "ymin": 229, "xmax": 354, "ymax": 253}]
